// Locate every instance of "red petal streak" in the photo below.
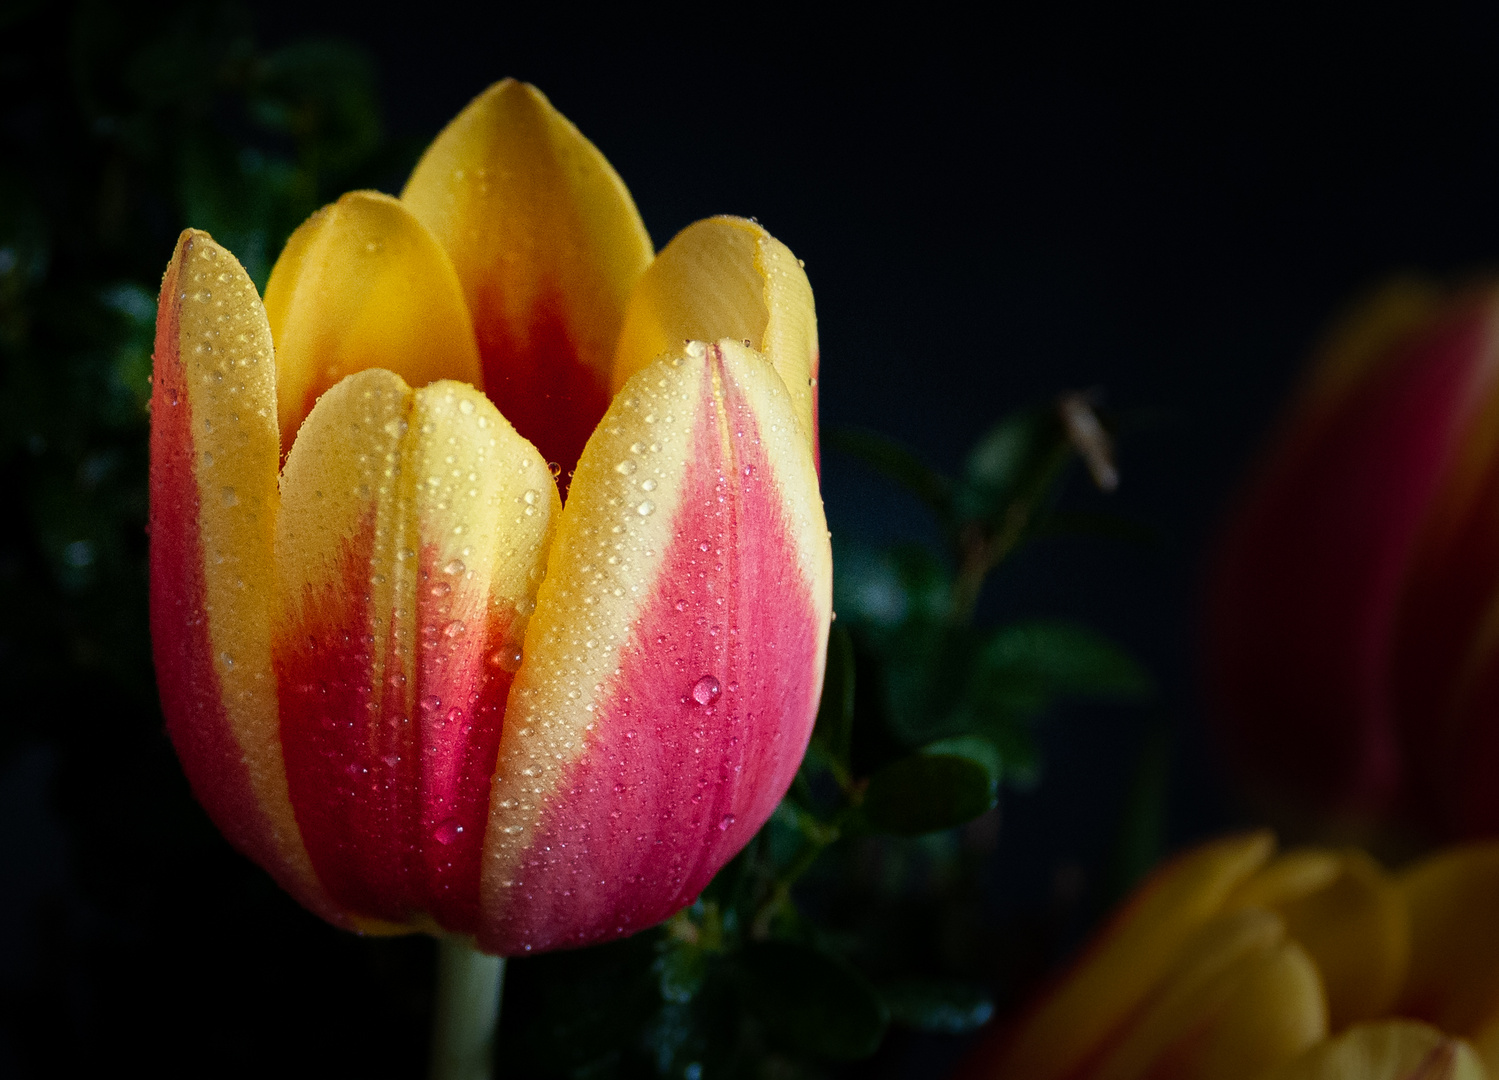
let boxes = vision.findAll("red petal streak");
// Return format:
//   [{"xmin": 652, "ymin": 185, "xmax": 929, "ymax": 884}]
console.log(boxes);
[
  {"xmin": 474, "ymin": 288, "xmax": 605, "ymax": 494},
  {"xmin": 482, "ymin": 347, "xmax": 823, "ymax": 953},
  {"xmin": 277, "ymin": 528, "xmax": 515, "ymax": 932}
]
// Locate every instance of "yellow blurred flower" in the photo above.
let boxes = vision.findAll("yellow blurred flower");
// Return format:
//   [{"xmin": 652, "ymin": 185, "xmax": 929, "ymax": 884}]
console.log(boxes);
[{"xmin": 963, "ymin": 833, "xmax": 1499, "ymax": 1080}]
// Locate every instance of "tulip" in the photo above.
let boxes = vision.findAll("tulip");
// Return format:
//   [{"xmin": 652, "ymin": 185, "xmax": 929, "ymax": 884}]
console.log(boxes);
[
  {"xmin": 1205, "ymin": 282, "xmax": 1499, "ymax": 837},
  {"xmin": 149, "ymin": 80, "xmax": 831, "ymax": 957},
  {"xmin": 962, "ymin": 833, "xmax": 1499, "ymax": 1080}
]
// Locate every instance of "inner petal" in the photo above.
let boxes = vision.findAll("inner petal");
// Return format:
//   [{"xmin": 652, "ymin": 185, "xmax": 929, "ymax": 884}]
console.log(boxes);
[
  {"xmin": 401, "ymin": 80, "xmax": 654, "ymax": 486},
  {"xmin": 264, "ymin": 190, "xmax": 483, "ymax": 454}
]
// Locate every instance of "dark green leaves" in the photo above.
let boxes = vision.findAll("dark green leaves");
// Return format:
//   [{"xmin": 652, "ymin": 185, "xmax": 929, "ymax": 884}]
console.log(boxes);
[
  {"xmin": 860, "ymin": 753, "xmax": 996, "ymax": 836},
  {"xmin": 880, "ymin": 979, "xmax": 996, "ymax": 1034},
  {"xmin": 739, "ymin": 941, "xmax": 888, "ymax": 1060}
]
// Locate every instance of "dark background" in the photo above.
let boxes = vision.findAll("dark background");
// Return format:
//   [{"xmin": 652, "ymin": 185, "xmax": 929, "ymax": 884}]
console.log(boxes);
[{"xmin": 7, "ymin": 2, "xmax": 1499, "ymax": 1074}]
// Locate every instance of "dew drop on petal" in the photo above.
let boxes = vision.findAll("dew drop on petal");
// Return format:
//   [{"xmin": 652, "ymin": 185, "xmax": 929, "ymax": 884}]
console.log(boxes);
[
  {"xmin": 615, "ymin": 460, "xmax": 636, "ymax": 475},
  {"xmin": 718, "ymin": 813, "xmax": 735, "ymax": 832},
  {"xmin": 444, "ymin": 559, "xmax": 466, "ymax": 576},
  {"xmin": 637, "ymin": 500, "xmax": 654, "ymax": 516},
  {"xmin": 433, "ymin": 818, "xmax": 463, "ymax": 845},
  {"xmin": 692, "ymin": 675, "xmax": 721, "ymax": 705}
]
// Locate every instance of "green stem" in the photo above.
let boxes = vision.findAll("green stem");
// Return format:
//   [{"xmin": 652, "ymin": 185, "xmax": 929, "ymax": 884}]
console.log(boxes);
[{"xmin": 428, "ymin": 937, "xmax": 506, "ymax": 1080}]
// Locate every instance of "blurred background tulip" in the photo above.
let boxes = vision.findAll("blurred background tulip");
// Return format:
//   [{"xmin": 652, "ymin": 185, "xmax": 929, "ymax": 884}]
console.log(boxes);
[
  {"xmin": 1206, "ymin": 285, "xmax": 1499, "ymax": 839},
  {"xmin": 963, "ymin": 832, "xmax": 1499, "ymax": 1080}
]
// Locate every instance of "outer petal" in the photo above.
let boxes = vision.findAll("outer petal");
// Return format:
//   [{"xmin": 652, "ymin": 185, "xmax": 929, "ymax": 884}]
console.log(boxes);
[
  {"xmin": 477, "ymin": 339, "xmax": 832, "ymax": 955},
  {"xmin": 273, "ymin": 369, "xmax": 557, "ymax": 933},
  {"xmin": 402, "ymin": 80, "xmax": 654, "ymax": 480},
  {"xmin": 1206, "ymin": 285, "xmax": 1499, "ymax": 818},
  {"xmin": 973, "ymin": 832, "xmax": 1275, "ymax": 1080},
  {"xmin": 1262, "ymin": 1022, "xmax": 1488, "ymax": 1080},
  {"xmin": 149, "ymin": 230, "xmax": 337, "ymax": 923},
  {"xmin": 1232, "ymin": 849, "xmax": 1409, "ymax": 1028},
  {"xmin": 1397, "ymin": 843, "xmax": 1499, "ymax": 1042},
  {"xmin": 262, "ymin": 190, "xmax": 483, "ymax": 453},
  {"xmin": 612, "ymin": 216, "xmax": 819, "ymax": 451}
]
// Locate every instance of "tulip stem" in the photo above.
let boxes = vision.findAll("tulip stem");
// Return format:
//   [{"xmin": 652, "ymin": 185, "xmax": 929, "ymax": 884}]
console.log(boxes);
[{"xmin": 429, "ymin": 937, "xmax": 506, "ymax": 1080}]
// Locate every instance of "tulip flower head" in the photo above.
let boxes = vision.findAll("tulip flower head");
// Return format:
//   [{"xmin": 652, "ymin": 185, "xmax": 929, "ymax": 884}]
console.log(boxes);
[
  {"xmin": 1206, "ymin": 282, "xmax": 1499, "ymax": 837},
  {"xmin": 963, "ymin": 833, "xmax": 1499, "ymax": 1080},
  {"xmin": 149, "ymin": 80, "xmax": 831, "ymax": 955}
]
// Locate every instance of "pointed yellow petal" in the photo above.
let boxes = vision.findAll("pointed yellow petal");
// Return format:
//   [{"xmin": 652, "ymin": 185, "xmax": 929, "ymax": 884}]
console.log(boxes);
[
  {"xmin": 1092, "ymin": 913, "xmax": 1327, "ymax": 1080},
  {"xmin": 1091, "ymin": 907, "xmax": 1291, "ymax": 1080},
  {"xmin": 1232, "ymin": 848, "xmax": 1409, "ymax": 1028},
  {"xmin": 987, "ymin": 832, "xmax": 1275, "ymax": 1080},
  {"xmin": 273, "ymin": 369, "xmax": 557, "ymax": 931},
  {"xmin": 1262, "ymin": 1021, "xmax": 1488, "ymax": 1080},
  {"xmin": 1399, "ymin": 843, "xmax": 1499, "ymax": 1038},
  {"xmin": 263, "ymin": 190, "xmax": 483, "ymax": 453},
  {"xmin": 612, "ymin": 216, "xmax": 819, "ymax": 449},
  {"xmin": 149, "ymin": 230, "xmax": 337, "ymax": 925},
  {"xmin": 402, "ymin": 79, "xmax": 653, "ymax": 478},
  {"xmin": 478, "ymin": 339, "xmax": 831, "ymax": 955},
  {"xmin": 1181, "ymin": 939, "xmax": 1329, "ymax": 1080}
]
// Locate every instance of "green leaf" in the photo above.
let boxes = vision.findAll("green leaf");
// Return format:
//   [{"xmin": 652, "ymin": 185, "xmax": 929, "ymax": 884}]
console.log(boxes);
[
  {"xmin": 812, "ymin": 625, "xmax": 856, "ymax": 764},
  {"xmin": 739, "ymin": 941, "xmax": 888, "ymax": 1060},
  {"xmin": 977, "ymin": 620, "xmax": 1151, "ymax": 706},
  {"xmin": 860, "ymin": 753, "xmax": 996, "ymax": 835},
  {"xmin": 879, "ymin": 978, "xmax": 995, "ymax": 1034},
  {"xmin": 922, "ymin": 735, "xmax": 1002, "ymax": 786},
  {"xmin": 827, "ymin": 426, "xmax": 954, "ymax": 524},
  {"xmin": 955, "ymin": 405, "xmax": 1070, "ymax": 529}
]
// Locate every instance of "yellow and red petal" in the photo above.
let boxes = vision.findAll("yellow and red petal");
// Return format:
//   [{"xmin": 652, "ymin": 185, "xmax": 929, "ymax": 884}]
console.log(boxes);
[
  {"xmin": 262, "ymin": 190, "xmax": 484, "ymax": 455},
  {"xmin": 612, "ymin": 216, "xmax": 819, "ymax": 452},
  {"xmin": 402, "ymin": 80, "xmax": 653, "ymax": 480},
  {"xmin": 273, "ymin": 369, "xmax": 557, "ymax": 933},
  {"xmin": 476, "ymin": 339, "xmax": 831, "ymax": 955},
  {"xmin": 149, "ymin": 230, "xmax": 337, "ymax": 923}
]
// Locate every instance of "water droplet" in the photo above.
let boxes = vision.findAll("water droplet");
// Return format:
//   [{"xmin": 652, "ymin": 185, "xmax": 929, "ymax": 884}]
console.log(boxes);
[
  {"xmin": 220, "ymin": 652, "xmax": 235, "ymax": 669},
  {"xmin": 444, "ymin": 559, "xmax": 466, "ymax": 575},
  {"xmin": 430, "ymin": 581, "xmax": 451, "ymax": 598},
  {"xmin": 433, "ymin": 818, "xmax": 463, "ymax": 845},
  {"xmin": 446, "ymin": 706, "xmax": 463, "ymax": 724},
  {"xmin": 718, "ymin": 813, "xmax": 735, "ymax": 832},
  {"xmin": 221, "ymin": 486, "xmax": 238, "ymax": 508},
  {"xmin": 615, "ymin": 459, "xmax": 637, "ymax": 475},
  {"xmin": 637, "ymin": 500, "xmax": 654, "ymax": 516},
  {"xmin": 489, "ymin": 646, "xmax": 524, "ymax": 673},
  {"xmin": 443, "ymin": 619, "xmax": 466, "ymax": 638},
  {"xmin": 458, "ymin": 398, "xmax": 475, "ymax": 415},
  {"xmin": 698, "ymin": 541, "xmax": 710, "ymax": 553},
  {"xmin": 691, "ymin": 675, "xmax": 721, "ymax": 705},
  {"xmin": 641, "ymin": 478, "xmax": 657, "ymax": 492},
  {"xmin": 523, "ymin": 489, "xmax": 539, "ymax": 505},
  {"xmin": 420, "ymin": 695, "xmax": 442, "ymax": 714},
  {"xmin": 675, "ymin": 599, "xmax": 687, "ymax": 612}
]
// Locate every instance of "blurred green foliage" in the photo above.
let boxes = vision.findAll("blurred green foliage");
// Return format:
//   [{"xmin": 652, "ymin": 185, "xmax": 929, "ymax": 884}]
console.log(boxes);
[{"xmin": 0, "ymin": 2, "xmax": 1154, "ymax": 1075}]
